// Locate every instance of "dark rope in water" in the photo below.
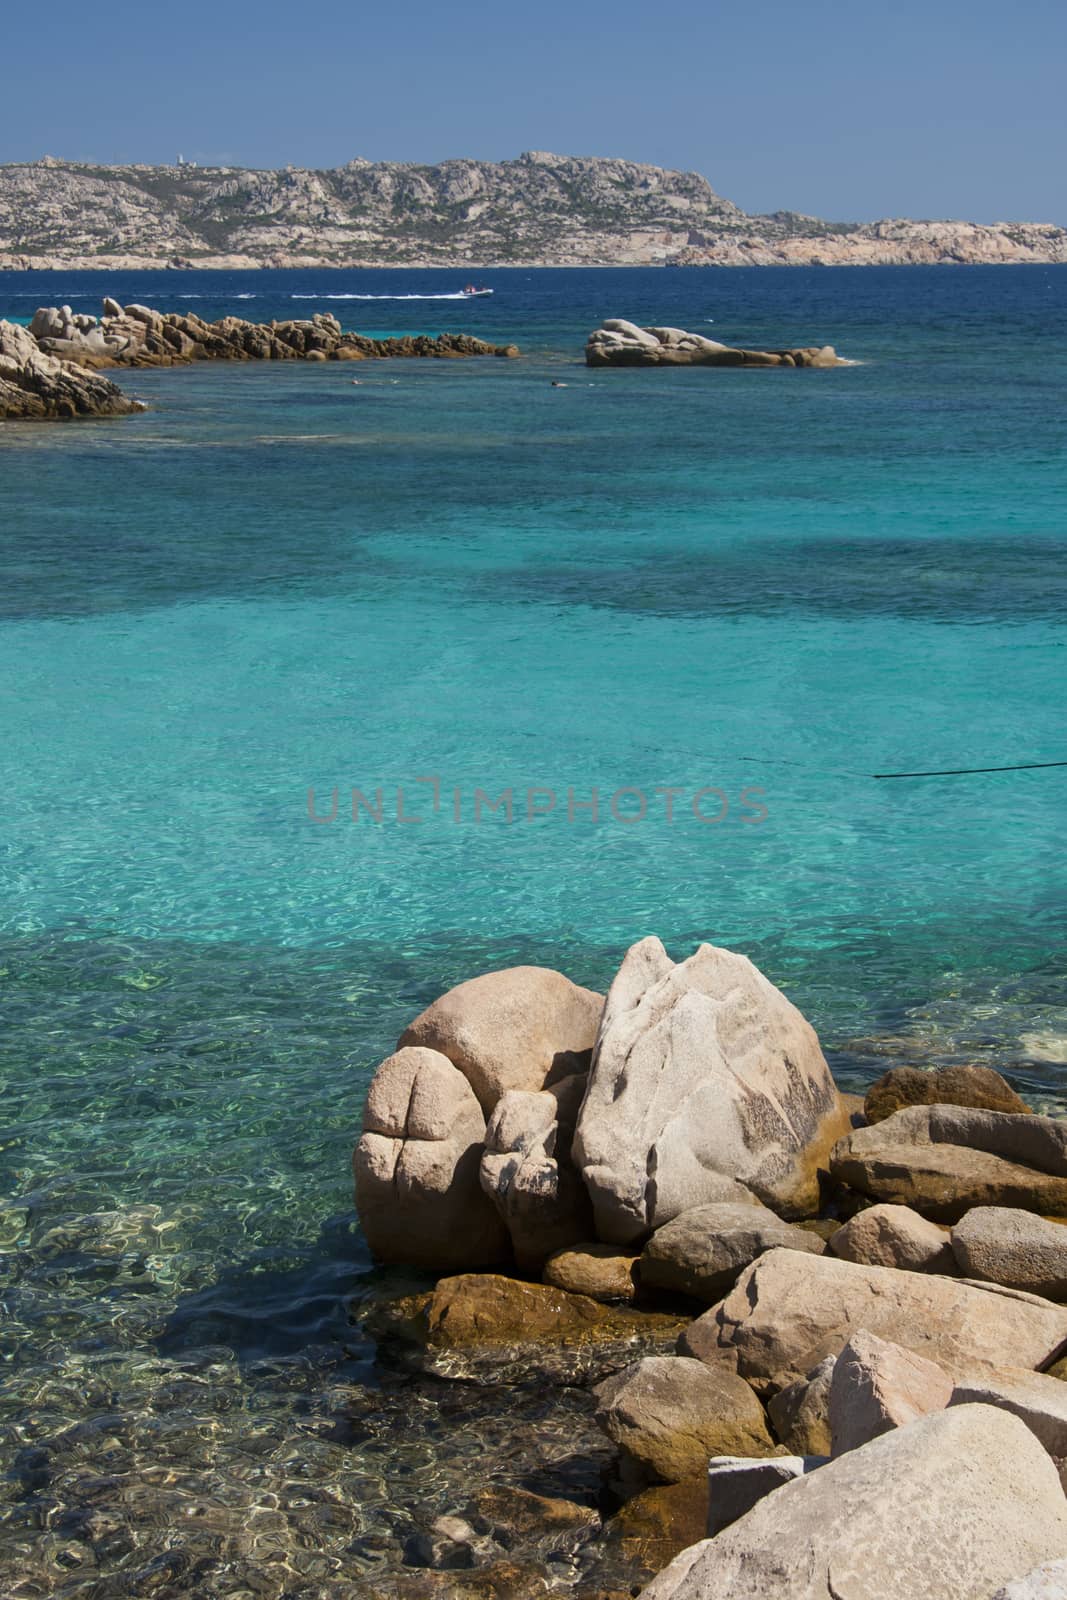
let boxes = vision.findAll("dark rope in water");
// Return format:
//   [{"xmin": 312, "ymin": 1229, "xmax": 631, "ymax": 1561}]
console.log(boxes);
[
  {"xmin": 871, "ymin": 760, "xmax": 1067, "ymax": 779},
  {"xmin": 735, "ymin": 756, "xmax": 1067, "ymax": 779}
]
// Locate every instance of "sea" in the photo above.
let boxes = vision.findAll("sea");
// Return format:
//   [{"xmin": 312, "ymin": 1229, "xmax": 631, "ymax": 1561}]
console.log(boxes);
[{"xmin": 1, "ymin": 264, "xmax": 1065, "ymax": 1596}]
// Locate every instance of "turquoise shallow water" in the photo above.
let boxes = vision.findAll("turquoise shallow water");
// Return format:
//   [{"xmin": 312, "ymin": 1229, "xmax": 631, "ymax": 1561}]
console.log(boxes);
[{"xmin": 1, "ymin": 265, "xmax": 1066, "ymax": 1595}]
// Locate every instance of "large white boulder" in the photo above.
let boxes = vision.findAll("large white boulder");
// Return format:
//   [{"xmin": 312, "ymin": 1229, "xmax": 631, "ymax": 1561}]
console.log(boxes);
[
  {"xmin": 399, "ymin": 965, "xmax": 603, "ymax": 1115},
  {"xmin": 573, "ymin": 938, "xmax": 850, "ymax": 1241},
  {"xmin": 354, "ymin": 1046, "xmax": 509, "ymax": 1270},
  {"xmin": 639, "ymin": 1406, "xmax": 1067, "ymax": 1600}
]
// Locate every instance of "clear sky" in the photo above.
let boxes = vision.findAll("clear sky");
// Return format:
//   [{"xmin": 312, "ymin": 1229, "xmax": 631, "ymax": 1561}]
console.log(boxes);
[{"xmin": 2, "ymin": 0, "xmax": 1065, "ymax": 223}]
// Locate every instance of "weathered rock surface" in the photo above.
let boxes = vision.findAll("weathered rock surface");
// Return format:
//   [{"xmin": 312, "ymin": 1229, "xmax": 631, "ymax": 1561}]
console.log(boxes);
[
  {"xmin": 586, "ymin": 321, "xmax": 842, "ymax": 368},
  {"xmin": 828, "ymin": 1329, "xmax": 953, "ymax": 1455},
  {"xmin": 829, "ymin": 1202, "xmax": 956, "ymax": 1273},
  {"xmin": 481, "ymin": 1073, "xmax": 593, "ymax": 1270},
  {"xmin": 640, "ymin": 1200, "xmax": 825, "ymax": 1302},
  {"xmin": 638, "ymin": 1406, "xmax": 1067, "ymax": 1600},
  {"xmin": 680, "ymin": 1247, "xmax": 1067, "ymax": 1389},
  {"xmin": 573, "ymin": 938, "xmax": 850, "ymax": 1242},
  {"xmin": 6, "ymin": 155, "xmax": 1063, "ymax": 269},
  {"xmin": 542, "ymin": 1243, "xmax": 639, "ymax": 1303},
  {"xmin": 949, "ymin": 1363, "xmax": 1067, "ymax": 1457},
  {"xmin": 354, "ymin": 1046, "xmax": 509, "ymax": 1271},
  {"xmin": 989, "ymin": 1558, "xmax": 1067, "ymax": 1599},
  {"xmin": 705, "ymin": 1455, "xmax": 814, "ymax": 1537},
  {"xmin": 830, "ymin": 1104, "xmax": 1067, "ymax": 1221},
  {"xmin": 765, "ymin": 1356, "xmax": 836, "ymax": 1455},
  {"xmin": 400, "ymin": 966, "xmax": 603, "ymax": 1116},
  {"xmin": 952, "ymin": 1207, "xmax": 1067, "ymax": 1300},
  {"xmin": 24, "ymin": 302, "xmax": 518, "ymax": 370},
  {"xmin": 594, "ymin": 1356, "xmax": 774, "ymax": 1482},
  {"xmin": 864, "ymin": 1063, "xmax": 1031, "ymax": 1124},
  {"xmin": 0, "ymin": 318, "xmax": 145, "ymax": 420},
  {"xmin": 367, "ymin": 1273, "xmax": 685, "ymax": 1385}
]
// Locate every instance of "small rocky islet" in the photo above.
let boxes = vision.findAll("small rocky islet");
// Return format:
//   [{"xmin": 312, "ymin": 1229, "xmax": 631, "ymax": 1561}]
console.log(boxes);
[
  {"xmin": 0, "ymin": 300, "xmax": 849, "ymax": 420},
  {"xmin": 584, "ymin": 319, "xmax": 844, "ymax": 367},
  {"xmin": 350, "ymin": 934, "xmax": 1067, "ymax": 1600}
]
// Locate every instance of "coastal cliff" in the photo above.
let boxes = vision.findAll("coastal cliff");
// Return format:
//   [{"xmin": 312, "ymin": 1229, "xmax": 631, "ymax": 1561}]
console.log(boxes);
[{"xmin": 2, "ymin": 151, "xmax": 1065, "ymax": 270}]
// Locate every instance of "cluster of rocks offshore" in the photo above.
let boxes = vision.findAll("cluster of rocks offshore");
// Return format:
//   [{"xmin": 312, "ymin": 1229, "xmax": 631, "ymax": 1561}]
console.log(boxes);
[
  {"xmin": 0, "ymin": 298, "xmax": 519, "ymax": 419},
  {"xmin": 0, "ymin": 300, "xmax": 848, "ymax": 419},
  {"xmin": 353, "ymin": 935, "xmax": 1067, "ymax": 1600},
  {"xmin": 586, "ymin": 319, "xmax": 843, "ymax": 367}
]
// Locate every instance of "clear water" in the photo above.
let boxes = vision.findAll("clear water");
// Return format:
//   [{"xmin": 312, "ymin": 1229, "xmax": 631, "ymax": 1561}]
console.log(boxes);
[{"xmin": 1, "ymin": 265, "xmax": 1066, "ymax": 1596}]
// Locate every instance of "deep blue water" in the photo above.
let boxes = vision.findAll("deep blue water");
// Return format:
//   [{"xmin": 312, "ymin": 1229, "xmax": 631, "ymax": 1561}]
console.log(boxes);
[{"xmin": 1, "ymin": 264, "xmax": 1066, "ymax": 1593}]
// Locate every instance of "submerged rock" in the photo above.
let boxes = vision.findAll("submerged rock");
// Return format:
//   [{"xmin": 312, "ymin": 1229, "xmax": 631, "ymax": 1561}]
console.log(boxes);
[
  {"xmin": 573, "ymin": 937, "xmax": 850, "ymax": 1241},
  {"xmin": 602, "ymin": 1479, "xmax": 709, "ymax": 1577},
  {"xmin": 365, "ymin": 1272, "xmax": 685, "ymax": 1385},
  {"xmin": 469, "ymin": 1486, "xmax": 600, "ymax": 1559}
]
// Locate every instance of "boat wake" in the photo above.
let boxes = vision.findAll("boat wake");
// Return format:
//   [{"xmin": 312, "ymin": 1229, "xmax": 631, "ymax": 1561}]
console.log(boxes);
[{"xmin": 289, "ymin": 292, "xmax": 481, "ymax": 301}]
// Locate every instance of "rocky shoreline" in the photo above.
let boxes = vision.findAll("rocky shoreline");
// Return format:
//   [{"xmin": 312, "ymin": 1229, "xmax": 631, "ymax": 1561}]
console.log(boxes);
[
  {"xmin": 0, "ymin": 319, "xmax": 145, "ymax": 420},
  {"xmin": 351, "ymin": 936, "xmax": 1067, "ymax": 1600},
  {"xmin": 0, "ymin": 299, "xmax": 519, "ymax": 419}
]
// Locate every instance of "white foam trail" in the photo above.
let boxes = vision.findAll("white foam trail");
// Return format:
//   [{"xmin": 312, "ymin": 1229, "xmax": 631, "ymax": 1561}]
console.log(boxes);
[{"xmin": 289, "ymin": 292, "xmax": 476, "ymax": 301}]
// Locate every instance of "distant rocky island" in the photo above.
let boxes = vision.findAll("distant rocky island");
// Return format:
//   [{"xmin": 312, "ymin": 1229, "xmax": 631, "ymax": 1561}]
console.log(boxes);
[{"xmin": 3, "ymin": 151, "xmax": 1066, "ymax": 270}]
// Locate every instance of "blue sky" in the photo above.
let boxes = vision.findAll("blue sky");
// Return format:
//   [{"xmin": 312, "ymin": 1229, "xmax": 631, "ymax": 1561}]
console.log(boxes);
[{"xmin": 2, "ymin": 0, "xmax": 1064, "ymax": 222}]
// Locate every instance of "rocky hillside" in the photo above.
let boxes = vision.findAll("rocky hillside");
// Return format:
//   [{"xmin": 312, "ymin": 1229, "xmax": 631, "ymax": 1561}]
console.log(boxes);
[{"xmin": 2, "ymin": 151, "xmax": 1065, "ymax": 269}]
